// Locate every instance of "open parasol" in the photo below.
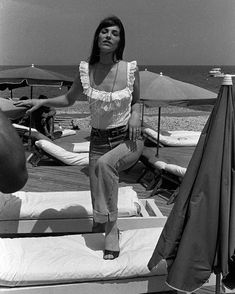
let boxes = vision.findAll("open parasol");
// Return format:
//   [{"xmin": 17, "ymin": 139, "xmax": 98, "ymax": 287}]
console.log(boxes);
[
  {"xmin": 140, "ymin": 70, "xmax": 217, "ymax": 155},
  {"xmin": 0, "ymin": 64, "xmax": 73, "ymax": 91},
  {"xmin": 0, "ymin": 64, "xmax": 73, "ymax": 148}
]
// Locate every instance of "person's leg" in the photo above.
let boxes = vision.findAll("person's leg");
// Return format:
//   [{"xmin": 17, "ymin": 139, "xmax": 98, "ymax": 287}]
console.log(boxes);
[
  {"xmin": 89, "ymin": 133, "xmax": 111, "ymax": 232},
  {"xmin": 90, "ymin": 134, "xmax": 144, "ymax": 259},
  {"xmin": 47, "ymin": 117, "xmax": 55, "ymax": 138}
]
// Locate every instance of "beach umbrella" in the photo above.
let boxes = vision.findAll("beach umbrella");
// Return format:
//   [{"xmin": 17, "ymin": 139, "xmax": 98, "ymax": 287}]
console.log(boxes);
[
  {"xmin": 147, "ymin": 75, "xmax": 235, "ymax": 293},
  {"xmin": 0, "ymin": 64, "xmax": 73, "ymax": 91},
  {"xmin": 0, "ymin": 64, "xmax": 73, "ymax": 149},
  {"xmin": 139, "ymin": 69, "xmax": 161, "ymax": 127},
  {"xmin": 140, "ymin": 71, "xmax": 217, "ymax": 155}
]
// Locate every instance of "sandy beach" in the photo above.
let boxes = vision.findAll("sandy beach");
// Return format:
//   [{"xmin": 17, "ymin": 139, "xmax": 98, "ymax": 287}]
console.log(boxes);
[{"xmin": 55, "ymin": 101, "xmax": 211, "ymax": 132}]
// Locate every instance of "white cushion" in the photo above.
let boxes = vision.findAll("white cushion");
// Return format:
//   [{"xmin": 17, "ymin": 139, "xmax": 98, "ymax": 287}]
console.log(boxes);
[
  {"xmin": 35, "ymin": 139, "xmax": 89, "ymax": 165},
  {"xmin": 0, "ymin": 186, "xmax": 140, "ymax": 220},
  {"xmin": 143, "ymin": 128, "xmax": 201, "ymax": 147},
  {"xmin": 150, "ymin": 160, "xmax": 167, "ymax": 170},
  {"xmin": 13, "ymin": 123, "xmax": 37, "ymax": 132},
  {"xmin": 61, "ymin": 129, "xmax": 76, "ymax": 137},
  {"xmin": 0, "ymin": 227, "xmax": 166, "ymax": 286},
  {"xmin": 164, "ymin": 163, "xmax": 187, "ymax": 177},
  {"xmin": 72, "ymin": 141, "xmax": 90, "ymax": 153}
]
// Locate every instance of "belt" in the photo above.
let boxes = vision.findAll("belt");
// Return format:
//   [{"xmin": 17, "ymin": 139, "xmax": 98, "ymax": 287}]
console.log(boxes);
[{"xmin": 91, "ymin": 125, "xmax": 128, "ymax": 137}]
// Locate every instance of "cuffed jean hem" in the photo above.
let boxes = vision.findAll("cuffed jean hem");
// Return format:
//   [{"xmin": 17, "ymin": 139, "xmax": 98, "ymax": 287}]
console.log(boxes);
[{"xmin": 93, "ymin": 209, "xmax": 118, "ymax": 223}]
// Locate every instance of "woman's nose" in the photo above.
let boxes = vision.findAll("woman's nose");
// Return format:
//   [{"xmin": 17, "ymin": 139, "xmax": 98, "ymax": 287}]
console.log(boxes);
[{"xmin": 106, "ymin": 31, "xmax": 111, "ymax": 39}]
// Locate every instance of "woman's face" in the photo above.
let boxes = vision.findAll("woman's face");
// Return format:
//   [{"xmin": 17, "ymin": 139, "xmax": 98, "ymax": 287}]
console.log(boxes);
[{"xmin": 98, "ymin": 25, "xmax": 120, "ymax": 54}]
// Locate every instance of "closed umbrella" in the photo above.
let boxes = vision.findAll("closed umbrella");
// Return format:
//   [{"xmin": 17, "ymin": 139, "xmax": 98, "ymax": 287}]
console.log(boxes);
[
  {"xmin": 140, "ymin": 71, "xmax": 217, "ymax": 155},
  {"xmin": 147, "ymin": 75, "xmax": 235, "ymax": 293}
]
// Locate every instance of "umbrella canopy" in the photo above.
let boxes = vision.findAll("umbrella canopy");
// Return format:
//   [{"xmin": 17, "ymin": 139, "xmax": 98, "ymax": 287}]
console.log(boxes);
[
  {"xmin": 140, "ymin": 71, "xmax": 217, "ymax": 107},
  {"xmin": 139, "ymin": 71, "xmax": 217, "ymax": 156},
  {"xmin": 0, "ymin": 64, "xmax": 74, "ymax": 150},
  {"xmin": 0, "ymin": 64, "xmax": 73, "ymax": 91},
  {"xmin": 147, "ymin": 75, "xmax": 235, "ymax": 293}
]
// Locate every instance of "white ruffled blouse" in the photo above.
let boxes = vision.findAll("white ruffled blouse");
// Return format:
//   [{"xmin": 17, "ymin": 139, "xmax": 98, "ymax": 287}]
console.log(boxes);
[{"xmin": 79, "ymin": 60, "xmax": 137, "ymax": 129}]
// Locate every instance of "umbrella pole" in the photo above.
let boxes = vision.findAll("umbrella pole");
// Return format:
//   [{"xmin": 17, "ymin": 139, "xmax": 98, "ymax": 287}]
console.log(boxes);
[
  {"xmin": 28, "ymin": 86, "xmax": 33, "ymax": 151},
  {"xmin": 141, "ymin": 102, "xmax": 145, "ymax": 127},
  {"xmin": 156, "ymin": 107, "xmax": 161, "ymax": 157},
  {"xmin": 215, "ymin": 273, "xmax": 221, "ymax": 294}
]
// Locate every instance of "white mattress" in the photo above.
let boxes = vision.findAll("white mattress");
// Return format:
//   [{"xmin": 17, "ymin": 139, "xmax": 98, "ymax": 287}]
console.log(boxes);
[
  {"xmin": 154, "ymin": 160, "xmax": 186, "ymax": 177},
  {"xmin": 143, "ymin": 128, "xmax": 201, "ymax": 147},
  {"xmin": 35, "ymin": 139, "xmax": 89, "ymax": 165},
  {"xmin": 13, "ymin": 124, "xmax": 76, "ymax": 138},
  {"xmin": 0, "ymin": 186, "xmax": 140, "ymax": 220},
  {"xmin": 0, "ymin": 227, "xmax": 166, "ymax": 287}
]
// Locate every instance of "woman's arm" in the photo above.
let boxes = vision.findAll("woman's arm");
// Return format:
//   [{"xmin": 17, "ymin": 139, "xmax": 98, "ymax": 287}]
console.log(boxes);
[
  {"xmin": 14, "ymin": 70, "xmax": 84, "ymax": 114},
  {"xmin": 128, "ymin": 66, "xmax": 142, "ymax": 141}
]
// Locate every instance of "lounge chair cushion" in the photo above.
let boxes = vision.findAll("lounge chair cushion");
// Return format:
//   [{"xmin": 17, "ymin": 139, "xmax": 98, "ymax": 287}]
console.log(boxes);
[
  {"xmin": 35, "ymin": 139, "xmax": 89, "ymax": 165},
  {"xmin": 13, "ymin": 123, "xmax": 76, "ymax": 138},
  {"xmin": 0, "ymin": 186, "xmax": 140, "ymax": 220},
  {"xmin": 154, "ymin": 160, "xmax": 186, "ymax": 177},
  {"xmin": 0, "ymin": 227, "xmax": 166, "ymax": 287},
  {"xmin": 143, "ymin": 128, "xmax": 201, "ymax": 147},
  {"xmin": 72, "ymin": 141, "xmax": 90, "ymax": 152}
]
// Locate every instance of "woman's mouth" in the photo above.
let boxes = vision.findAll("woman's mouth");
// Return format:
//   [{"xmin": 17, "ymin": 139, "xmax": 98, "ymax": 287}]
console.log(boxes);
[{"xmin": 103, "ymin": 40, "xmax": 112, "ymax": 45}]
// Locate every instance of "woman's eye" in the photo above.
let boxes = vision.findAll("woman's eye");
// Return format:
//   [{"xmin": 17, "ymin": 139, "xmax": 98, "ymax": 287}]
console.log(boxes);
[
  {"xmin": 101, "ymin": 29, "xmax": 108, "ymax": 34},
  {"xmin": 113, "ymin": 32, "xmax": 120, "ymax": 37}
]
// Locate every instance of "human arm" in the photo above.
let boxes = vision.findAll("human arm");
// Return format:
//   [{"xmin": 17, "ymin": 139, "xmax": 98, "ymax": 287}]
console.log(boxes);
[
  {"xmin": 128, "ymin": 66, "xmax": 142, "ymax": 141},
  {"xmin": 0, "ymin": 111, "xmax": 28, "ymax": 192},
  {"xmin": 14, "ymin": 70, "xmax": 84, "ymax": 114}
]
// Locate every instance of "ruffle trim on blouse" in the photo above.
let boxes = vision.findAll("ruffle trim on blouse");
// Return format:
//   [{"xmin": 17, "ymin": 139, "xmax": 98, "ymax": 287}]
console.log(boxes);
[
  {"xmin": 127, "ymin": 60, "xmax": 137, "ymax": 93},
  {"xmin": 79, "ymin": 60, "xmax": 137, "ymax": 98},
  {"xmin": 79, "ymin": 61, "xmax": 90, "ymax": 94}
]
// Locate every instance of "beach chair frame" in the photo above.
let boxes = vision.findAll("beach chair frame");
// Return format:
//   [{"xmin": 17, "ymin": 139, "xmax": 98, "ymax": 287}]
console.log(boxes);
[
  {"xmin": 0, "ymin": 199, "xmax": 167, "ymax": 236},
  {"xmin": 0, "ymin": 276, "xmax": 176, "ymax": 294}
]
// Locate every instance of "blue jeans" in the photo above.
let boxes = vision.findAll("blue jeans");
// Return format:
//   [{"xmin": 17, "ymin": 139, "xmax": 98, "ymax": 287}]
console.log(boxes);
[{"xmin": 89, "ymin": 126, "xmax": 144, "ymax": 223}]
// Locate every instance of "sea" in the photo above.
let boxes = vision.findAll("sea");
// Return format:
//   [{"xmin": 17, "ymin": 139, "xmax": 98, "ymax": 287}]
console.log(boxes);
[{"xmin": 0, "ymin": 64, "xmax": 235, "ymax": 102}]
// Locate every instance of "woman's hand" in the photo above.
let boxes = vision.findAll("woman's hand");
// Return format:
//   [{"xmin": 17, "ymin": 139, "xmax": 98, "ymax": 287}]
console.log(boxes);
[
  {"xmin": 128, "ymin": 112, "xmax": 141, "ymax": 142},
  {"xmin": 14, "ymin": 99, "xmax": 43, "ymax": 114}
]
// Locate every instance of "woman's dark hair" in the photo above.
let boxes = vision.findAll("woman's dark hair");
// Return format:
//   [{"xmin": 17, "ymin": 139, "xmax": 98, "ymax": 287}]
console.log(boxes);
[{"xmin": 89, "ymin": 16, "xmax": 125, "ymax": 65}]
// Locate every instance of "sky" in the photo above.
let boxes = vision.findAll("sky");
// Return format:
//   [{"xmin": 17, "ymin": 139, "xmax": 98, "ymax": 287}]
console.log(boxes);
[{"xmin": 0, "ymin": 0, "xmax": 235, "ymax": 66}]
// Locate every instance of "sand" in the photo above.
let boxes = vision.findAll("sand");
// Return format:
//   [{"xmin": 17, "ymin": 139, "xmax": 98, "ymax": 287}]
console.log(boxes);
[{"xmin": 55, "ymin": 101, "xmax": 211, "ymax": 132}]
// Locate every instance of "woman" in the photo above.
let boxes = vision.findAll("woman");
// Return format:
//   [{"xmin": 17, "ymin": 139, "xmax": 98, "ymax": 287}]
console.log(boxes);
[{"xmin": 15, "ymin": 15, "xmax": 144, "ymax": 260}]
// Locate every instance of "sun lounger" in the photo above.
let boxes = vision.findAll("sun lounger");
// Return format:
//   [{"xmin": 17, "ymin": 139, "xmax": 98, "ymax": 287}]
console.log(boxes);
[
  {"xmin": 0, "ymin": 227, "xmax": 176, "ymax": 294},
  {"xmin": 28, "ymin": 139, "xmax": 90, "ymax": 166},
  {"xmin": 12, "ymin": 124, "xmax": 90, "ymax": 166},
  {"xmin": 139, "ymin": 146, "xmax": 195, "ymax": 203},
  {"xmin": 12, "ymin": 123, "xmax": 76, "ymax": 141},
  {"xmin": 0, "ymin": 186, "xmax": 171, "ymax": 293},
  {"xmin": 0, "ymin": 186, "xmax": 166, "ymax": 235}
]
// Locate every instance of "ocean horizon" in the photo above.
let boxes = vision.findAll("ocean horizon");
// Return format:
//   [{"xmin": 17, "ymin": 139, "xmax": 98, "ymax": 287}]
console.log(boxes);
[{"xmin": 1, "ymin": 64, "xmax": 235, "ymax": 100}]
